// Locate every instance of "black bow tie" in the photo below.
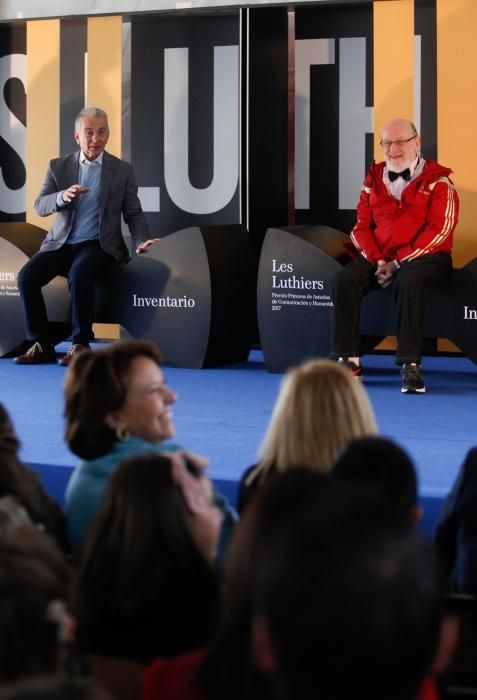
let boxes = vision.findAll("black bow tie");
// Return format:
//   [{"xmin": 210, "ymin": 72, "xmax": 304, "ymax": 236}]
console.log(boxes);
[{"xmin": 388, "ymin": 168, "xmax": 411, "ymax": 182}]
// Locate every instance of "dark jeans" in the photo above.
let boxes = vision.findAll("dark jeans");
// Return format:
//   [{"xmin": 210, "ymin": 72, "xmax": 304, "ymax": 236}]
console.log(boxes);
[
  {"xmin": 331, "ymin": 252, "xmax": 452, "ymax": 365},
  {"xmin": 17, "ymin": 240, "xmax": 115, "ymax": 346}
]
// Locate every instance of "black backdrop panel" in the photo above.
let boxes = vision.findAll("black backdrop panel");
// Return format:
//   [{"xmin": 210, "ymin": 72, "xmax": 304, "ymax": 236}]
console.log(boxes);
[
  {"xmin": 0, "ymin": 24, "xmax": 26, "ymax": 223},
  {"xmin": 247, "ymin": 7, "xmax": 289, "ymax": 252},
  {"xmin": 294, "ymin": 4, "xmax": 373, "ymax": 234},
  {"xmin": 131, "ymin": 15, "xmax": 240, "ymax": 236},
  {"xmin": 415, "ymin": 0, "xmax": 437, "ymax": 161}
]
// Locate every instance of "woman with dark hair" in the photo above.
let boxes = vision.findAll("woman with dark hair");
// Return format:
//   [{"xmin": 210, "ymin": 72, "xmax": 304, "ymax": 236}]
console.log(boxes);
[
  {"xmin": 0, "ymin": 403, "xmax": 68, "ymax": 552},
  {"xmin": 143, "ymin": 471, "xmax": 445, "ymax": 700},
  {"xmin": 64, "ymin": 339, "xmax": 236, "ymax": 558},
  {"xmin": 143, "ymin": 469, "xmax": 330, "ymax": 700},
  {"xmin": 76, "ymin": 452, "xmax": 223, "ymax": 663}
]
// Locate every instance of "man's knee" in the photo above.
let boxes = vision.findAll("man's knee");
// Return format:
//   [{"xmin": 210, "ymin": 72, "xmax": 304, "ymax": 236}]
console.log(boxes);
[{"xmin": 17, "ymin": 261, "xmax": 34, "ymax": 291}]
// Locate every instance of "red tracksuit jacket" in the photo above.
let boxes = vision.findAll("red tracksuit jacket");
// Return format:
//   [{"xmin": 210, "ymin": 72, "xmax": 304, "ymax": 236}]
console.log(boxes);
[{"xmin": 350, "ymin": 159, "xmax": 459, "ymax": 266}]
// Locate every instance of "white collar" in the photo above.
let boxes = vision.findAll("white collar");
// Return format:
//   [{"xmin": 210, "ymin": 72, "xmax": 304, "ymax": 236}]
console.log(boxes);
[{"xmin": 79, "ymin": 151, "xmax": 104, "ymax": 166}]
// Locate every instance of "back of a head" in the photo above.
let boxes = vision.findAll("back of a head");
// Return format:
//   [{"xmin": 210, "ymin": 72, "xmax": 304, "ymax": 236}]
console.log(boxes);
[
  {"xmin": 78, "ymin": 453, "xmax": 219, "ymax": 659},
  {"xmin": 200, "ymin": 469, "xmax": 330, "ymax": 700},
  {"xmin": 259, "ymin": 359, "xmax": 378, "ymax": 474},
  {"xmin": 0, "ymin": 405, "xmax": 32, "ymax": 509},
  {"xmin": 253, "ymin": 488, "xmax": 443, "ymax": 700},
  {"xmin": 333, "ymin": 436, "xmax": 418, "ymax": 526},
  {"xmin": 80, "ymin": 453, "xmax": 209, "ymax": 584},
  {"xmin": 0, "ymin": 404, "xmax": 20, "ymax": 456},
  {"xmin": 0, "ymin": 527, "xmax": 71, "ymax": 683}
]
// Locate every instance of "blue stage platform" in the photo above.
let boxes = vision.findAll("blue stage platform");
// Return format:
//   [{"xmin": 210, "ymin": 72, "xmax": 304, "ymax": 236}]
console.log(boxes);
[{"xmin": 1, "ymin": 345, "xmax": 476, "ymax": 537}]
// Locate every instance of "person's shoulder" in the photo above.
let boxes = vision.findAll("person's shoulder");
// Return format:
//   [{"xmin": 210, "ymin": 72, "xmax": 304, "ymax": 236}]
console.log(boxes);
[
  {"xmin": 364, "ymin": 160, "xmax": 385, "ymax": 183},
  {"xmin": 422, "ymin": 159, "xmax": 454, "ymax": 183},
  {"xmin": 103, "ymin": 151, "xmax": 133, "ymax": 169},
  {"xmin": 50, "ymin": 151, "xmax": 79, "ymax": 168}
]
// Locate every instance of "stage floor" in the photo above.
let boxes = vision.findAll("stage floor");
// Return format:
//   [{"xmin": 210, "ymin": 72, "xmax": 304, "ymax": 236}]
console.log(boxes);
[{"xmin": 1, "ymin": 345, "xmax": 476, "ymax": 533}]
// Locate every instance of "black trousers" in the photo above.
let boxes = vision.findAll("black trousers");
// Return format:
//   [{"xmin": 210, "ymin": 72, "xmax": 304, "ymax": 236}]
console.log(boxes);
[
  {"xmin": 17, "ymin": 240, "xmax": 116, "ymax": 346},
  {"xmin": 331, "ymin": 252, "xmax": 452, "ymax": 365}
]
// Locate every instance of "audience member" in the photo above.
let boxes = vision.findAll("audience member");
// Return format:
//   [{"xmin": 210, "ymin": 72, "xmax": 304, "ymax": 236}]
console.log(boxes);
[
  {"xmin": 0, "ymin": 404, "xmax": 69, "ymax": 552},
  {"xmin": 434, "ymin": 447, "xmax": 477, "ymax": 594},
  {"xmin": 237, "ymin": 358, "xmax": 377, "ymax": 513},
  {"xmin": 76, "ymin": 452, "xmax": 222, "ymax": 663},
  {"xmin": 0, "ymin": 526, "xmax": 72, "ymax": 684},
  {"xmin": 63, "ymin": 339, "xmax": 237, "ymax": 557},
  {"xmin": 144, "ymin": 469, "xmax": 330, "ymax": 700},
  {"xmin": 144, "ymin": 472, "xmax": 450, "ymax": 700},
  {"xmin": 330, "ymin": 117, "xmax": 458, "ymax": 394},
  {"xmin": 251, "ymin": 490, "xmax": 446, "ymax": 700},
  {"xmin": 333, "ymin": 436, "xmax": 422, "ymax": 527}
]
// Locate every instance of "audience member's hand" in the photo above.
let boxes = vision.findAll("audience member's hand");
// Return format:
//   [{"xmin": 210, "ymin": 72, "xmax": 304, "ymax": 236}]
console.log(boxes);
[
  {"xmin": 136, "ymin": 238, "xmax": 161, "ymax": 254},
  {"xmin": 168, "ymin": 452, "xmax": 211, "ymax": 513},
  {"xmin": 178, "ymin": 449, "xmax": 209, "ymax": 471},
  {"xmin": 62, "ymin": 184, "xmax": 89, "ymax": 203},
  {"xmin": 375, "ymin": 260, "xmax": 396, "ymax": 288}
]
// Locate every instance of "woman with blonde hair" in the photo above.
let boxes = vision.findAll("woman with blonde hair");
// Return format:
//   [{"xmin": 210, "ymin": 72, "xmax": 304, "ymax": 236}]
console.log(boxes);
[{"xmin": 237, "ymin": 359, "xmax": 378, "ymax": 512}]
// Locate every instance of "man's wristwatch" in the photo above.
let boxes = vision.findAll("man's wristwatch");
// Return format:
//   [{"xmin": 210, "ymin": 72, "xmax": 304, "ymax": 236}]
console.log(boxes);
[{"xmin": 393, "ymin": 259, "xmax": 401, "ymax": 271}]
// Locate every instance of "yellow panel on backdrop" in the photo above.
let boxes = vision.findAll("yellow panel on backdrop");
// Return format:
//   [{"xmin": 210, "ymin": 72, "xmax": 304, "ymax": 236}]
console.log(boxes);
[
  {"xmin": 86, "ymin": 16, "xmax": 122, "ymax": 157},
  {"xmin": 373, "ymin": 0, "xmax": 414, "ymax": 156},
  {"xmin": 26, "ymin": 20, "xmax": 60, "ymax": 227},
  {"xmin": 437, "ymin": 0, "xmax": 477, "ymax": 266}
]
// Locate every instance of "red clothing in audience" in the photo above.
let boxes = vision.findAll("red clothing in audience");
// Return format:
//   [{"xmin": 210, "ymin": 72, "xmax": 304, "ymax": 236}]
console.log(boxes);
[
  {"xmin": 417, "ymin": 676, "xmax": 440, "ymax": 700},
  {"xmin": 143, "ymin": 648, "xmax": 205, "ymax": 700},
  {"xmin": 143, "ymin": 648, "xmax": 439, "ymax": 700}
]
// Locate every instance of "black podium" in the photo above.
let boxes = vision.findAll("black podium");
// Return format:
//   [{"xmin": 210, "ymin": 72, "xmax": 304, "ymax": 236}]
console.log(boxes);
[
  {"xmin": 0, "ymin": 223, "xmax": 70, "ymax": 357},
  {"xmin": 0, "ymin": 223, "xmax": 254, "ymax": 368},
  {"xmin": 359, "ymin": 259, "xmax": 477, "ymax": 364},
  {"xmin": 257, "ymin": 225, "xmax": 355, "ymax": 372},
  {"xmin": 95, "ymin": 225, "xmax": 255, "ymax": 368},
  {"xmin": 257, "ymin": 224, "xmax": 477, "ymax": 372}
]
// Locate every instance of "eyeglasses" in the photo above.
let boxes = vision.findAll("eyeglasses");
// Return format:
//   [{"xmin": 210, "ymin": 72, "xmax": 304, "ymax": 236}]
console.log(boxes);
[{"xmin": 380, "ymin": 136, "xmax": 417, "ymax": 149}]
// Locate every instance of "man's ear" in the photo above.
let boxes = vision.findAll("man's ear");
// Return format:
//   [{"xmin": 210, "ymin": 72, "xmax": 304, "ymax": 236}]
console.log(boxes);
[{"xmin": 251, "ymin": 615, "xmax": 278, "ymax": 674}]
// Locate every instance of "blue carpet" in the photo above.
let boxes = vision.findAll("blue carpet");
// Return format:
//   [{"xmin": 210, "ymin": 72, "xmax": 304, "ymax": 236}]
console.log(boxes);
[{"xmin": 1, "ymin": 343, "xmax": 476, "ymax": 534}]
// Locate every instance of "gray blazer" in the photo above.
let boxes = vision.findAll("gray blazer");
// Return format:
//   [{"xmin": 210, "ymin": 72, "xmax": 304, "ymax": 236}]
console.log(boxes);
[{"xmin": 34, "ymin": 150, "xmax": 149, "ymax": 264}]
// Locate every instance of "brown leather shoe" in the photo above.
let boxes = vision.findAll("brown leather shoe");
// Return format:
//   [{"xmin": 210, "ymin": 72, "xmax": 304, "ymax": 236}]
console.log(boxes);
[
  {"xmin": 57, "ymin": 344, "xmax": 90, "ymax": 367},
  {"xmin": 13, "ymin": 342, "xmax": 56, "ymax": 364}
]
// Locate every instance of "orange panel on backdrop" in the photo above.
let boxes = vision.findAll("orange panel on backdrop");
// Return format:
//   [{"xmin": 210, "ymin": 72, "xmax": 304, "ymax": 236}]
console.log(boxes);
[
  {"xmin": 86, "ymin": 16, "xmax": 122, "ymax": 157},
  {"xmin": 26, "ymin": 20, "xmax": 60, "ymax": 227},
  {"xmin": 373, "ymin": 0, "xmax": 414, "ymax": 157},
  {"xmin": 437, "ymin": 0, "xmax": 477, "ymax": 266}
]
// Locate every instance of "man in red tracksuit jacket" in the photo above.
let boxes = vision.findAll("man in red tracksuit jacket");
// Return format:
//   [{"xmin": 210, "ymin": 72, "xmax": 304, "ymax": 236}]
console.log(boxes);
[{"xmin": 331, "ymin": 117, "xmax": 459, "ymax": 394}]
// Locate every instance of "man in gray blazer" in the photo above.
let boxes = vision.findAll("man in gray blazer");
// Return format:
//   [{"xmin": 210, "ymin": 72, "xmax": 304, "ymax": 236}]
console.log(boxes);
[{"xmin": 14, "ymin": 106, "xmax": 157, "ymax": 366}]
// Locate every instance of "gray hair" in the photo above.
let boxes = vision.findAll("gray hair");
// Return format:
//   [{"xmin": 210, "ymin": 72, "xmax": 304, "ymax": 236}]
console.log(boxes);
[{"xmin": 74, "ymin": 106, "xmax": 109, "ymax": 132}]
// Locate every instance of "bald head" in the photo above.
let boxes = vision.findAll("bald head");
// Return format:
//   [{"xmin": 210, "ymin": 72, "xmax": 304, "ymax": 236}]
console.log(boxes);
[{"xmin": 380, "ymin": 118, "xmax": 420, "ymax": 173}]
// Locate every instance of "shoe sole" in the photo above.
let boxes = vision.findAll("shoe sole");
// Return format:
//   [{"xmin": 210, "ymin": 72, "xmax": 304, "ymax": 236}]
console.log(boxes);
[
  {"xmin": 13, "ymin": 358, "xmax": 56, "ymax": 364},
  {"xmin": 401, "ymin": 387, "xmax": 426, "ymax": 393}
]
